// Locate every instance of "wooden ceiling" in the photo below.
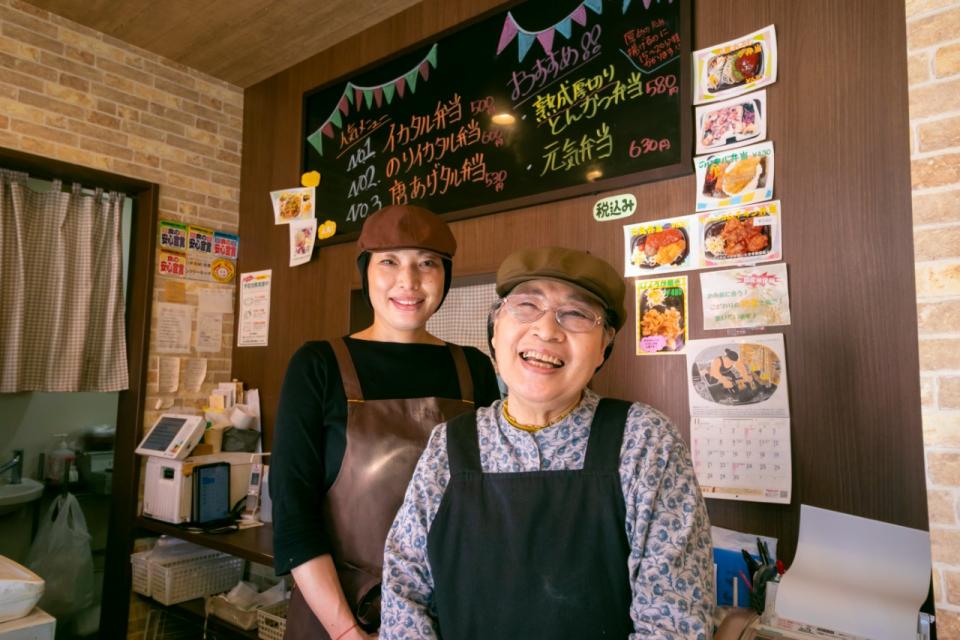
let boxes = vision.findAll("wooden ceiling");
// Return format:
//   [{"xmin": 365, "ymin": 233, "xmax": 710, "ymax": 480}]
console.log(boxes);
[{"xmin": 29, "ymin": 0, "xmax": 423, "ymax": 88}]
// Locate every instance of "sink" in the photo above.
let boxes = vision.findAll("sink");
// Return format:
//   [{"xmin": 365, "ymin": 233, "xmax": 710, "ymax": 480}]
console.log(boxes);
[{"xmin": 0, "ymin": 479, "xmax": 43, "ymax": 516}]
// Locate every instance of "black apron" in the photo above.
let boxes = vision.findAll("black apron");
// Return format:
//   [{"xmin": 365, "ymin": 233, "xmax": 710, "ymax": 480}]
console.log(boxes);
[{"xmin": 427, "ymin": 398, "xmax": 634, "ymax": 639}]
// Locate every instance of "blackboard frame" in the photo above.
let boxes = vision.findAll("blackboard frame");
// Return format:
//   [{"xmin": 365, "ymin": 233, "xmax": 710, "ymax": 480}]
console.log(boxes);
[{"xmin": 300, "ymin": 0, "xmax": 693, "ymax": 247}]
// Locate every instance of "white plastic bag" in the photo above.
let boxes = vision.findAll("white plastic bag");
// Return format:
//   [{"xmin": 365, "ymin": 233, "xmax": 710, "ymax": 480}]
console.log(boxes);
[{"xmin": 25, "ymin": 493, "xmax": 94, "ymax": 617}]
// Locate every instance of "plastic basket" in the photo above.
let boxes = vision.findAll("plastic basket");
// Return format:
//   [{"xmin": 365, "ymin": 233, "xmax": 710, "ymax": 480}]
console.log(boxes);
[
  {"xmin": 256, "ymin": 600, "xmax": 288, "ymax": 640},
  {"xmin": 131, "ymin": 550, "xmax": 153, "ymax": 597},
  {"xmin": 130, "ymin": 546, "xmax": 244, "ymax": 606}
]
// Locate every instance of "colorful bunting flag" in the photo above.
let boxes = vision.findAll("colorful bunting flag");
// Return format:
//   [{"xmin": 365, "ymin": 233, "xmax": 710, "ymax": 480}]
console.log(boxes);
[
  {"xmin": 536, "ymin": 30, "xmax": 554, "ymax": 55},
  {"xmin": 307, "ymin": 130, "xmax": 323, "ymax": 155},
  {"xmin": 517, "ymin": 32, "xmax": 535, "ymax": 61},
  {"xmin": 497, "ymin": 16, "xmax": 519, "ymax": 54},
  {"xmin": 496, "ymin": 0, "xmax": 613, "ymax": 62}
]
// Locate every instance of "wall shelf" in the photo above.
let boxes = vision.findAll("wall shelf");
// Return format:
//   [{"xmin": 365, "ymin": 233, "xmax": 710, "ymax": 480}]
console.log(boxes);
[{"xmin": 136, "ymin": 516, "xmax": 273, "ymax": 566}]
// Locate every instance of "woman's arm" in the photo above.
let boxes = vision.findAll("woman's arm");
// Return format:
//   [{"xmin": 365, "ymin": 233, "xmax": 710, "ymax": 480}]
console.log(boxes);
[
  {"xmin": 622, "ymin": 405, "xmax": 714, "ymax": 639},
  {"xmin": 380, "ymin": 425, "xmax": 452, "ymax": 640},
  {"xmin": 291, "ymin": 556, "xmax": 372, "ymax": 640}
]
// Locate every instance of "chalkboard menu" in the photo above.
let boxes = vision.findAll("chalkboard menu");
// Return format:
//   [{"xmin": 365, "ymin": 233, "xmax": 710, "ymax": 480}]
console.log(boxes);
[{"xmin": 302, "ymin": 0, "xmax": 691, "ymax": 245}]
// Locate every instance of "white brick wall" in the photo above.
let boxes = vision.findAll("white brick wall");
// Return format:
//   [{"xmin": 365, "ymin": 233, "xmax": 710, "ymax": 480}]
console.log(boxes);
[
  {"xmin": 908, "ymin": 0, "xmax": 960, "ymax": 632},
  {"xmin": 0, "ymin": 0, "xmax": 242, "ymax": 438}
]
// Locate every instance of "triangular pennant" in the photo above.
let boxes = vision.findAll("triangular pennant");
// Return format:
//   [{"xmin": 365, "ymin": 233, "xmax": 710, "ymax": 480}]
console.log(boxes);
[
  {"xmin": 622, "ymin": 0, "xmax": 632, "ymax": 11},
  {"xmin": 307, "ymin": 130, "xmax": 324, "ymax": 155},
  {"xmin": 363, "ymin": 89, "xmax": 374, "ymax": 109},
  {"xmin": 374, "ymin": 87, "xmax": 383, "ymax": 107},
  {"xmin": 537, "ymin": 29, "xmax": 555, "ymax": 55},
  {"xmin": 426, "ymin": 44, "xmax": 438, "ymax": 68},
  {"xmin": 355, "ymin": 88, "xmax": 363, "ymax": 109},
  {"xmin": 556, "ymin": 17, "xmax": 572, "ymax": 38},
  {"xmin": 571, "ymin": 5, "xmax": 587, "ymax": 25},
  {"xmin": 584, "ymin": 0, "xmax": 602, "ymax": 14},
  {"xmin": 345, "ymin": 88, "xmax": 355, "ymax": 106},
  {"xmin": 517, "ymin": 32, "xmax": 535, "ymax": 62},
  {"xmin": 405, "ymin": 69, "xmax": 419, "ymax": 93},
  {"xmin": 338, "ymin": 96, "xmax": 349, "ymax": 115},
  {"xmin": 321, "ymin": 122, "xmax": 334, "ymax": 139},
  {"xmin": 330, "ymin": 109, "xmax": 342, "ymax": 129},
  {"xmin": 396, "ymin": 77, "xmax": 406, "ymax": 98},
  {"xmin": 496, "ymin": 14, "xmax": 519, "ymax": 55},
  {"xmin": 383, "ymin": 82, "xmax": 396, "ymax": 104},
  {"xmin": 419, "ymin": 61, "xmax": 430, "ymax": 81}
]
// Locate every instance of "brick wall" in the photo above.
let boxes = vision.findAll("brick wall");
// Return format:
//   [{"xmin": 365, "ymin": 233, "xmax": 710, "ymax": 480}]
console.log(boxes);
[
  {"xmin": 0, "ymin": 0, "xmax": 242, "ymax": 426},
  {"xmin": 907, "ymin": 0, "xmax": 960, "ymax": 634}
]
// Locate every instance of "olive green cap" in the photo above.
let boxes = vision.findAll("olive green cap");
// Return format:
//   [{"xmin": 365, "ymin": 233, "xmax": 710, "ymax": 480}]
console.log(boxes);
[{"xmin": 496, "ymin": 246, "xmax": 626, "ymax": 330}]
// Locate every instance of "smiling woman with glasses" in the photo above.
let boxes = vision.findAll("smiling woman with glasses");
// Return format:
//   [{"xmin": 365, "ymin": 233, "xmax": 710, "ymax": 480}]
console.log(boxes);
[{"xmin": 381, "ymin": 246, "xmax": 714, "ymax": 640}]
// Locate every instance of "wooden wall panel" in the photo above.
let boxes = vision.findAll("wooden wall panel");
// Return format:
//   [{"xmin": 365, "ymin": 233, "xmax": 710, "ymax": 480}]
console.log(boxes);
[{"xmin": 235, "ymin": 0, "xmax": 924, "ymax": 562}]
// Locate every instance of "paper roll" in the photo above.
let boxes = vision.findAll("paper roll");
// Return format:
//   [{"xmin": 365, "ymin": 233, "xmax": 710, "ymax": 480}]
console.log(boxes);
[{"xmin": 230, "ymin": 405, "xmax": 255, "ymax": 430}]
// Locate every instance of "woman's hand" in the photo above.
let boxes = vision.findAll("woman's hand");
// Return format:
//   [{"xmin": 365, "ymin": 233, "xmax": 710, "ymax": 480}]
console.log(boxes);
[{"xmin": 335, "ymin": 625, "xmax": 374, "ymax": 640}]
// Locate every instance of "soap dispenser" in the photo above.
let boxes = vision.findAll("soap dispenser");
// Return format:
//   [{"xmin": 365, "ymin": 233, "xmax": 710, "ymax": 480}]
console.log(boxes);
[{"xmin": 44, "ymin": 434, "xmax": 75, "ymax": 486}]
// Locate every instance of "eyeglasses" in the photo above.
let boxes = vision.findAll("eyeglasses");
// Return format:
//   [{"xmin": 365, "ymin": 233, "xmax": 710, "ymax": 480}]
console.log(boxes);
[{"xmin": 499, "ymin": 294, "xmax": 604, "ymax": 333}]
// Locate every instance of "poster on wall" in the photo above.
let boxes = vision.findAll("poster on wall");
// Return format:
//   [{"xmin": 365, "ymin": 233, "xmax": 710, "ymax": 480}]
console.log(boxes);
[
  {"xmin": 213, "ymin": 231, "xmax": 240, "ymax": 284},
  {"xmin": 685, "ymin": 333, "xmax": 791, "ymax": 504},
  {"xmin": 158, "ymin": 249, "xmax": 186, "ymax": 279},
  {"xmin": 158, "ymin": 220, "xmax": 187, "ymax": 252},
  {"xmin": 237, "ymin": 270, "xmax": 272, "ymax": 347},
  {"xmin": 289, "ymin": 218, "xmax": 318, "ymax": 267},
  {"xmin": 700, "ymin": 263, "xmax": 791, "ymax": 331},
  {"xmin": 695, "ymin": 90, "xmax": 767, "ymax": 155},
  {"xmin": 187, "ymin": 225, "xmax": 215, "ymax": 281},
  {"xmin": 155, "ymin": 303, "xmax": 193, "ymax": 354},
  {"xmin": 623, "ymin": 214, "xmax": 699, "ymax": 277},
  {"xmin": 635, "ymin": 276, "xmax": 687, "ymax": 355},
  {"xmin": 693, "ymin": 24, "xmax": 778, "ymax": 105},
  {"xmin": 270, "ymin": 187, "xmax": 316, "ymax": 225},
  {"xmin": 694, "ymin": 141, "xmax": 775, "ymax": 211},
  {"xmin": 698, "ymin": 200, "xmax": 782, "ymax": 268}
]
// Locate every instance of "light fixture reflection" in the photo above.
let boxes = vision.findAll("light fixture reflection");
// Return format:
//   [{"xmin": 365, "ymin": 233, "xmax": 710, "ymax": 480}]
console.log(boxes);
[
  {"xmin": 491, "ymin": 112, "xmax": 516, "ymax": 125},
  {"xmin": 585, "ymin": 169, "xmax": 603, "ymax": 182}
]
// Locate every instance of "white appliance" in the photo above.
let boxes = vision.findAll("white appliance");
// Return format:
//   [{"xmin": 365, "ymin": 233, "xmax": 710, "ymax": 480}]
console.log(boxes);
[
  {"xmin": 135, "ymin": 414, "xmax": 205, "ymax": 460},
  {"xmin": 142, "ymin": 453, "xmax": 254, "ymax": 524}
]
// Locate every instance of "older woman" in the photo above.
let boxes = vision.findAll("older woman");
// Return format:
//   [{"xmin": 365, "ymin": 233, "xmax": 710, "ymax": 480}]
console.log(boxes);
[
  {"xmin": 381, "ymin": 247, "xmax": 713, "ymax": 639},
  {"xmin": 271, "ymin": 205, "xmax": 501, "ymax": 640}
]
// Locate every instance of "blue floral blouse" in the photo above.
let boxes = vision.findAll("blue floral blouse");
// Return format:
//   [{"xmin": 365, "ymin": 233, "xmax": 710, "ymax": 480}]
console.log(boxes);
[{"xmin": 381, "ymin": 389, "xmax": 714, "ymax": 639}]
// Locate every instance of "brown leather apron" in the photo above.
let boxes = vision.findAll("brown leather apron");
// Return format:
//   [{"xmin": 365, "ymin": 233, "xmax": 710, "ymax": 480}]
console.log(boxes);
[{"xmin": 284, "ymin": 338, "xmax": 476, "ymax": 639}]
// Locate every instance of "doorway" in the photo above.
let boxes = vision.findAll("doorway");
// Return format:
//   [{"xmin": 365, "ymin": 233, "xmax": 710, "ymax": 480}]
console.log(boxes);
[{"xmin": 0, "ymin": 146, "xmax": 158, "ymax": 638}]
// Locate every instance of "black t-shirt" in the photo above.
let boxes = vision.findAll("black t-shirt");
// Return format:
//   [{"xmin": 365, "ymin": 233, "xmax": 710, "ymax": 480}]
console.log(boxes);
[{"xmin": 270, "ymin": 337, "xmax": 501, "ymax": 575}]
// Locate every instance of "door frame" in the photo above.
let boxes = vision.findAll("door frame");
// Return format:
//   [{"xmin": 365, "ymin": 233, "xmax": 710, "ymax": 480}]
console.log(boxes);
[{"xmin": 0, "ymin": 146, "xmax": 157, "ymax": 637}]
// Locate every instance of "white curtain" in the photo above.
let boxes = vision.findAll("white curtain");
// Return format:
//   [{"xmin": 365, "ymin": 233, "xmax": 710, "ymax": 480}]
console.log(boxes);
[{"xmin": 0, "ymin": 169, "xmax": 128, "ymax": 392}]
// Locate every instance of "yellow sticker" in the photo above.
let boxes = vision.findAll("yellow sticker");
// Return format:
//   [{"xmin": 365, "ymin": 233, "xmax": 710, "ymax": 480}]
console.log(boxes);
[
  {"xmin": 210, "ymin": 258, "xmax": 236, "ymax": 284},
  {"xmin": 317, "ymin": 219, "xmax": 337, "ymax": 240},
  {"xmin": 301, "ymin": 171, "xmax": 321, "ymax": 188}
]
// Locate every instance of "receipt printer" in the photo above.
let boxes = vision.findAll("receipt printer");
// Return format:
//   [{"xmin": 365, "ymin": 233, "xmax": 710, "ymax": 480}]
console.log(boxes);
[{"xmin": 142, "ymin": 453, "xmax": 253, "ymax": 524}]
